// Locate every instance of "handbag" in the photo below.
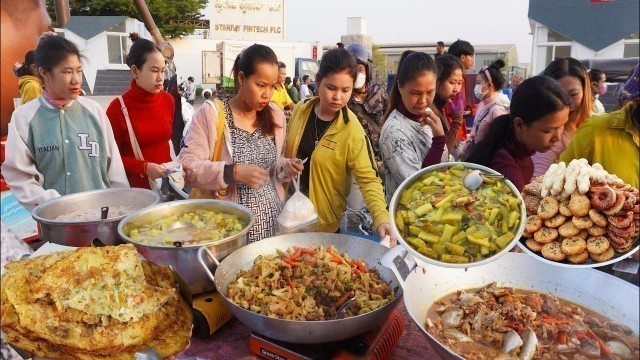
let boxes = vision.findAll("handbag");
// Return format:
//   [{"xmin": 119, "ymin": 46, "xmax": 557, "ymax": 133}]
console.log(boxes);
[
  {"xmin": 188, "ymin": 99, "xmax": 229, "ymax": 199},
  {"xmin": 118, "ymin": 96, "xmax": 185, "ymax": 191}
]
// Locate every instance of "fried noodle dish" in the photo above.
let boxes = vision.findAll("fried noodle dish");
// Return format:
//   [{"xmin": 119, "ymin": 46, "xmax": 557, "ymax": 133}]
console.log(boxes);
[
  {"xmin": 227, "ymin": 245, "xmax": 394, "ymax": 320},
  {"xmin": 1, "ymin": 244, "xmax": 192, "ymax": 359},
  {"xmin": 427, "ymin": 283, "xmax": 639, "ymax": 360}
]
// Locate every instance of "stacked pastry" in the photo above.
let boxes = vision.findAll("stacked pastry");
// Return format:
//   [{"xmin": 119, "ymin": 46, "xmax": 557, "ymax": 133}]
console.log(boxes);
[
  {"xmin": 1, "ymin": 244, "xmax": 192, "ymax": 359},
  {"xmin": 522, "ymin": 159, "xmax": 639, "ymax": 264}
]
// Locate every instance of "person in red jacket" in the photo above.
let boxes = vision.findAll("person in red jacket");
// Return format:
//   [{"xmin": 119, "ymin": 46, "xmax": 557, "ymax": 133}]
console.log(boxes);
[{"xmin": 106, "ymin": 33, "xmax": 175, "ymax": 189}]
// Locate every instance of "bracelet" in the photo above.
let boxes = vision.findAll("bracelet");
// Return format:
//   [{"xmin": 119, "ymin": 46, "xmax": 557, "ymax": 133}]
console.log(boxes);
[
  {"xmin": 233, "ymin": 164, "xmax": 238, "ymax": 182},
  {"xmin": 223, "ymin": 163, "xmax": 236, "ymax": 184}
]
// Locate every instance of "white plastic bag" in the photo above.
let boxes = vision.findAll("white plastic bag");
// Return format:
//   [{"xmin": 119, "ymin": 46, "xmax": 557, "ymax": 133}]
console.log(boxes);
[{"xmin": 277, "ymin": 176, "xmax": 318, "ymax": 233}]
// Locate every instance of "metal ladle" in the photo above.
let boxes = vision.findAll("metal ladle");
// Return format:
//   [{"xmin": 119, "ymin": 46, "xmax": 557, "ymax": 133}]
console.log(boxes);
[
  {"xmin": 462, "ymin": 169, "xmax": 504, "ymax": 191},
  {"xmin": 334, "ymin": 297, "xmax": 356, "ymax": 320},
  {"xmin": 166, "ymin": 221, "xmax": 197, "ymax": 232}
]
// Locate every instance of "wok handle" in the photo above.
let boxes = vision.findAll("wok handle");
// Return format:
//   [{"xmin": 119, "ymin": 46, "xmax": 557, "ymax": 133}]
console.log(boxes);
[
  {"xmin": 380, "ymin": 244, "xmax": 416, "ymax": 290},
  {"xmin": 197, "ymin": 246, "xmax": 220, "ymax": 283}
]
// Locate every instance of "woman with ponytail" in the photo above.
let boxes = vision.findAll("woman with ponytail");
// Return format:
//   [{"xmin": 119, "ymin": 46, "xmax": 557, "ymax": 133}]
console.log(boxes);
[
  {"xmin": 461, "ymin": 59, "xmax": 508, "ymax": 154},
  {"xmin": 179, "ymin": 44, "xmax": 302, "ymax": 243},
  {"xmin": 462, "ymin": 76, "xmax": 571, "ymax": 191},
  {"xmin": 380, "ymin": 50, "xmax": 448, "ymax": 203},
  {"xmin": 532, "ymin": 57, "xmax": 593, "ymax": 179}
]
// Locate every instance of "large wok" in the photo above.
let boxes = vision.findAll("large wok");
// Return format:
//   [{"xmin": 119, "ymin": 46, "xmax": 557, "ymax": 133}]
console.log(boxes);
[
  {"xmin": 387, "ymin": 250, "xmax": 640, "ymax": 360},
  {"xmin": 198, "ymin": 233, "xmax": 408, "ymax": 344}
]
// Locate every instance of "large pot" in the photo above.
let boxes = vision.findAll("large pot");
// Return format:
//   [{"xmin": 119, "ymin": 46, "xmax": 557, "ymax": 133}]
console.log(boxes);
[
  {"xmin": 118, "ymin": 199, "xmax": 254, "ymax": 295},
  {"xmin": 390, "ymin": 251, "xmax": 640, "ymax": 360},
  {"xmin": 198, "ymin": 233, "xmax": 407, "ymax": 344},
  {"xmin": 32, "ymin": 188, "xmax": 159, "ymax": 247},
  {"xmin": 388, "ymin": 162, "xmax": 526, "ymax": 268}
]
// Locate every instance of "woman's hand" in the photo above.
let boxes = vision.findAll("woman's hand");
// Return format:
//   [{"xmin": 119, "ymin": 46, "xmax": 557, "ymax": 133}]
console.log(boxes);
[
  {"xmin": 420, "ymin": 108, "xmax": 445, "ymax": 137},
  {"xmin": 235, "ymin": 164, "xmax": 269, "ymax": 189},
  {"xmin": 377, "ymin": 223, "xmax": 397, "ymax": 247},
  {"xmin": 449, "ymin": 93, "xmax": 465, "ymax": 124},
  {"xmin": 146, "ymin": 163, "xmax": 168, "ymax": 181},
  {"xmin": 283, "ymin": 158, "xmax": 305, "ymax": 178}
]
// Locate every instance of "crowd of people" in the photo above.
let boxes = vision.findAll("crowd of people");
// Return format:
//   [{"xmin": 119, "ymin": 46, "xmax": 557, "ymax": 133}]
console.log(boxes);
[{"xmin": 2, "ymin": 11, "xmax": 639, "ymax": 252}]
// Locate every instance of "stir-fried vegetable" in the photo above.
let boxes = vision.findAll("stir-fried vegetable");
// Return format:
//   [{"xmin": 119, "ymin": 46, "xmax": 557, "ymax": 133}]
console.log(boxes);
[
  {"xmin": 396, "ymin": 165, "xmax": 522, "ymax": 263},
  {"xmin": 226, "ymin": 246, "xmax": 394, "ymax": 321}
]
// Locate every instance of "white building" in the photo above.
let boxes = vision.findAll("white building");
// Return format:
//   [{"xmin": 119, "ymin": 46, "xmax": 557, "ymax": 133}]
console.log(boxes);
[
  {"xmin": 528, "ymin": 0, "xmax": 639, "ymax": 75},
  {"xmin": 56, "ymin": 16, "xmax": 152, "ymax": 95}
]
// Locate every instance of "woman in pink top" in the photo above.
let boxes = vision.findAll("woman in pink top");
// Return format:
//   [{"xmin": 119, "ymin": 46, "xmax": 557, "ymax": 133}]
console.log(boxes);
[
  {"xmin": 531, "ymin": 57, "xmax": 592, "ymax": 179},
  {"xmin": 461, "ymin": 59, "xmax": 509, "ymax": 157}
]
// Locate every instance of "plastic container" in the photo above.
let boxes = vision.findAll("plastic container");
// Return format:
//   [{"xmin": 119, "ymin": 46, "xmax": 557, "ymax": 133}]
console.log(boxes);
[{"xmin": 276, "ymin": 216, "xmax": 319, "ymax": 235}]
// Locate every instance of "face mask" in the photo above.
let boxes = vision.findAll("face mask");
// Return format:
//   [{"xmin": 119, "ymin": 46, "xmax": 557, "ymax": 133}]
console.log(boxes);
[
  {"xmin": 597, "ymin": 83, "xmax": 608, "ymax": 96},
  {"xmin": 474, "ymin": 84, "xmax": 487, "ymax": 100},
  {"xmin": 354, "ymin": 72, "xmax": 366, "ymax": 90}
]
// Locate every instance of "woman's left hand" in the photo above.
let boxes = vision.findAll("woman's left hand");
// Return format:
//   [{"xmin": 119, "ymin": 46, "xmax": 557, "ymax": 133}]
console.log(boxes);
[
  {"xmin": 377, "ymin": 223, "xmax": 397, "ymax": 247},
  {"xmin": 282, "ymin": 158, "xmax": 305, "ymax": 178}
]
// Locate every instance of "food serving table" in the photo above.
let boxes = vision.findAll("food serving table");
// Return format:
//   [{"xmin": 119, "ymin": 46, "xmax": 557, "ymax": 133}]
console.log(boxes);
[{"xmin": 180, "ymin": 301, "xmax": 442, "ymax": 359}]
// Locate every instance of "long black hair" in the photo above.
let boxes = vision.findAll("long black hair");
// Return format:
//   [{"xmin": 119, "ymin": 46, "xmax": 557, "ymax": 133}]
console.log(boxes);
[
  {"xmin": 462, "ymin": 76, "xmax": 571, "ymax": 166},
  {"xmin": 14, "ymin": 50, "xmax": 37, "ymax": 77},
  {"xmin": 543, "ymin": 57, "xmax": 592, "ymax": 128},
  {"xmin": 315, "ymin": 47, "xmax": 358, "ymax": 84},
  {"xmin": 231, "ymin": 43, "xmax": 279, "ymax": 136},
  {"xmin": 126, "ymin": 32, "xmax": 161, "ymax": 69},
  {"xmin": 35, "ymin": 35, "xmax": 85, "ymax": 73},
  {"xmin": 433, "ymin": 54, "xmax": 464, "ymax": 109},
  {"xmin": 384, "ymin": 50, "xmax": 437, "ymax": 120}
]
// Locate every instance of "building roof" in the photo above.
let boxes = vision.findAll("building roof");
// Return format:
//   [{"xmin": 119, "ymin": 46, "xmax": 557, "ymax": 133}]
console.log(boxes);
[
  {"xmin": 375, "ymin": 43, "xmax": 515, "ymax": 55},
  {"xmin": 528, "ymin": 0, "xmax": 638, "ymax": 51},
  {"xmin": 65, "ymin": 16, "xmax": 128, "ymax": 40}
]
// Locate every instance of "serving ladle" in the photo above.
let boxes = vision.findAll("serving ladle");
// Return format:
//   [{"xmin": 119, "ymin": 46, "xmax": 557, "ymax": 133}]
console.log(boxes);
[
  {"xmin": 167, "ymin": 220, "xmax": 197, "ymax": 232},
  {"xmin": 334, "ymin": 297, "xmax": 356, "ymax": 320},
  {"xmin": 462, "ymin": 169, "xmax": 504, "ymax": 191}
]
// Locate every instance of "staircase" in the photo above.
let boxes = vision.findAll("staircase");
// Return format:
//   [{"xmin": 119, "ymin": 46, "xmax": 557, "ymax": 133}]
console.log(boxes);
[{"xmin": 90, "ymin": 70, "xmax": 131, "ymax": 95}]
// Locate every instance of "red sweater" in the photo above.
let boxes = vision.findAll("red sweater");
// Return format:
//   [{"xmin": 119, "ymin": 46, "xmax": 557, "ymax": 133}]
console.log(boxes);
[
  {"xmin": 107, "ymin": 80, "xmax": 175, "ymax": 189},
  {"xmin": 489, "ymin": 135, "xmax": 535, "ymax": 192}
]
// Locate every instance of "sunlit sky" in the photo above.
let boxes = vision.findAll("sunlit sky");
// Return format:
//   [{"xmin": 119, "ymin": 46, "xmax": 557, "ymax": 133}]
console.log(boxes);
[{"xmin": 203, "ymin": 0, "xmax": 533, "ymax": 64}]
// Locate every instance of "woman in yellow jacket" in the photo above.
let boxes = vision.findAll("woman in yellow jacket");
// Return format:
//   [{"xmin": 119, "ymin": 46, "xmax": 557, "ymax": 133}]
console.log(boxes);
[{"xmin": 284, "ymin": 47, "xmax": 394, "ymax": 244}]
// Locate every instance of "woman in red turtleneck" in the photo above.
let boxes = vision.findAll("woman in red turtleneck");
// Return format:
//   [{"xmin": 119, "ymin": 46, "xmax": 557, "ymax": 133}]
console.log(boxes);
[{"xmin": 106, "ymin": 33, "xmax": 175, "ymax": 189}]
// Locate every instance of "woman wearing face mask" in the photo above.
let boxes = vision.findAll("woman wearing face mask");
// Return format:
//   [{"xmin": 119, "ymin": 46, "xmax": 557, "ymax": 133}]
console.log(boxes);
[
  {"xmin": 461, "ymin": 59, "xmax": 508, "ymax": 155},
  {"xmin": 179, "ymin": 44, "xmax": 302, "ymax": 243},
  {"xmin": 2, "ymin": 35, "xmax": 128, "ymax": 211},
  {"xmin": 380, "ymin": 50, "xmax": 448, "ymax": 203},
  {"xmin": 284, "ymin": 48, "xmax": 393, "ymax": 244},
  {"xmin": 430, "ymin": 54, "xmax": 466, "ymax": 156},
  {"xmin": 588, "ymin": 68, "xmax": 607, "ymax": 115},
  {"xmin": 462, "ymin": 76, "xmax": 571, "ymax": 191},
  {"xmin": 106, "ymin": 33, "xmax": 174, "ymax": 189},
  {"xmin": 532, "ymin": 57, "xmax": 593, "ymax": 179}
]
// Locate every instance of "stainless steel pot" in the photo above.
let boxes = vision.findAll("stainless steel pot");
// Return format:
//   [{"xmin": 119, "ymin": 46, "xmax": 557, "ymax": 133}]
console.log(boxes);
[
  {"xmin": 389, "ymin": 251, "xmax": 640, "ymax": 360},
  {"xmin": 388, "ymin": 162, "xmax": 526, "ymax": 268},
  {"xmin": 31, "ymin": 188, "xmax": 159, "ymax": 247},
  {"xmin": 118, "ymin": 199, "xmax": 254, "ymax": 295},
  {"xmin": 198, "ymin": 233, "xmax": 407, "ymax": 344}
]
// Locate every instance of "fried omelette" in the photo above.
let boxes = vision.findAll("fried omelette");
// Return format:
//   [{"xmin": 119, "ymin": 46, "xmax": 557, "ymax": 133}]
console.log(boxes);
[{"xmin": 1, "ymin": 245, "xmax": 192, "ymax": 359}]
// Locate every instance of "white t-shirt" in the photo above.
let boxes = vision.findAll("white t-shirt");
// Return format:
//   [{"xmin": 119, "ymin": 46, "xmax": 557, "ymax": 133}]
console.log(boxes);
[{"xmin": 299, "ymin": 83, "xmax": 311, "ymax": 98}]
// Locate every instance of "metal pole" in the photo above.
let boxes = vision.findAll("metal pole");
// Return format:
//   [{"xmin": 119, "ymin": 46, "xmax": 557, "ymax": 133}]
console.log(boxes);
[
  {"xmin": 54, "ymin": 0, "xmax": 70, "ymax": 28},
  {"xmin": 132, "ymin": 0, "xmax": 164, "ymax": 44}
]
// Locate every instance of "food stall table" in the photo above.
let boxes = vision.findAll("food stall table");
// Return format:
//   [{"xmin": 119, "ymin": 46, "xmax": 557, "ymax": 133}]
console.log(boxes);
[{"xmin": 181, "ymin": 301, "xmax": 442, "ymax": 359}]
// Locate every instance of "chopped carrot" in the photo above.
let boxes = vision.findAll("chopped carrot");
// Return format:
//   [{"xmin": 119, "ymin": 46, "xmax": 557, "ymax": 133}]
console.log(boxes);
[
  {"xmin": 558, "ymin": 332, "xmax": 567, "ymax": 345},
  {"xmin": 287, "ymin": 277, "xmax": 295, "ymax": 290},
  {"xmin": 517, "ymin": 324, "xmax": 524, "ymax": 334},
  {"xmin": 465, "ymin": 204, "xmax": 473, "ymax": 213},
  {"xmin": 283, "ymin": 258, "xmax": 297, "ymax": 266},
  {"xmin": 539, "ymin": 315, "xmax": 572, "ymax": 325},
  {"xmin": 300, "ymin": 248, "xmax": 317, "ymax": 255},
  {"xmin": 352, "ymin": 260, "xmax": 367, "ymax": 272},
  {"xmin": 587, "ymin": 329, "xmax": 612, "ymax": 357},
  {"xmin": 290, "ymin": 248, "xmax": 303, "ymax": 261},
  {"xmin": 327, "ymin": 248, "xmax": 344, "ymax": 264}
]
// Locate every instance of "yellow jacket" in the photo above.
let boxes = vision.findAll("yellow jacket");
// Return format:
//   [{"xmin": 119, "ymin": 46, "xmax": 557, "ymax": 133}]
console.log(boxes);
[
  {"xmin": 559, "ymin": 103, "xmax": 638, "ymax": 188},
  {"xmin": 284, "ymin": 97, "xmax": 389, "ymax": 232},
  {"xmin": 18, "ymin": 75, "xmax": 42, "ymax": 106}
]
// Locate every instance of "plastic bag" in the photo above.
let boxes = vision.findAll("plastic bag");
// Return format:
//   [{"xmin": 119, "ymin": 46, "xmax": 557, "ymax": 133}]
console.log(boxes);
[{"xmin": 277, "ymin": 176, "xmax": 318, "ymax": 234}]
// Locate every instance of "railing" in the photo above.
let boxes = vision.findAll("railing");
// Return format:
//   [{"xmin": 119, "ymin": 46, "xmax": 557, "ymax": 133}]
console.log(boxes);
[{"xmin": 169, "ymin": 19, "xmax": 210, "ymax": 29}]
